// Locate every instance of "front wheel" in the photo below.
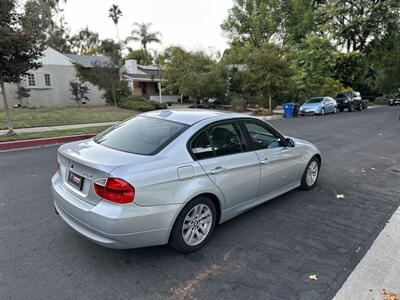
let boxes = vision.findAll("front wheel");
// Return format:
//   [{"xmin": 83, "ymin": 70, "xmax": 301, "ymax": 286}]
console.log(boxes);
[
  {"xmin": 169, "ymin": 196, "xmax": 216, "ymax": 253},
  {"xmin": 300, "ymin": 157, "xmax": 320, "ymax": 190}
]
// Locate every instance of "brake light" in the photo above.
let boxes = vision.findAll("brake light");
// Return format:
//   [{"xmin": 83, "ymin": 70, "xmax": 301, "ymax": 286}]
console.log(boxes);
[{"xmin": 93, "ymin": 178, "xmax": 135, "ymax": 204}]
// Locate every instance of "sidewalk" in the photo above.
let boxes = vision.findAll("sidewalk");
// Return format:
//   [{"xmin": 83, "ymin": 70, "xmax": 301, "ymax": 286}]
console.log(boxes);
[
  {"xmin": 0, "ymin": 121, "xmax": 118, "ymax": 136},
  {"xmin": 334, "ymin": 206, "xmax": 400, "ymax": 300}
]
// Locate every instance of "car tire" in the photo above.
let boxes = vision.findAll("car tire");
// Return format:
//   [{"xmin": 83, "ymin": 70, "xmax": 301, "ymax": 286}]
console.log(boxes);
[
  {"xmin": 358, "ymin": 103, "xmax": 363, "ymax": 111},
  {"xmin": 300, "ymin": 156, "xmax": 320, "ymax": 190},
  {"xmin": 333, "ymin": 106, "xmax": 337, "ymax": 114},
  {"xmin": 169, "ymin": 196, "xmax": 217, "ymax": 254},
  {"xmin": 339, "ymin": 108, "xmax": 344, "ymax": 112},
  {"xmin": 348, "ymin": 103, "xmax": 354, "ymax": 112},
  {"xmin": 321, "ymin": 108, "xmax": 325, "ymax": 115}
]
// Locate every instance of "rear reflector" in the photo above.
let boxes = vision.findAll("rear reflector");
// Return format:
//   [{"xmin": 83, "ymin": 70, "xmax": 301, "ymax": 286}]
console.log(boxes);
[{"xmin": 93, "ymin": 178, "xmax": 135, "ymax": 204}]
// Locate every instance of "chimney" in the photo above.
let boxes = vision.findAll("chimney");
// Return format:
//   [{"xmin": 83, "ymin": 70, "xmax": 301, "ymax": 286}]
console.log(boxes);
[{"xmin": 124, "ymin": 59, "xmax": 138, "ymax": 74}]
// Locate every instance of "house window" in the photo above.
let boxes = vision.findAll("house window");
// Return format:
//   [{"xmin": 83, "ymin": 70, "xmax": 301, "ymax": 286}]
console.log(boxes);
[
  {"xmin": 44, "ymin": 74, "xmax": 51, "ymax": 87},
  {"xmin": 28, "ymin": 74, "xmax": 35, "ymax": 86}
]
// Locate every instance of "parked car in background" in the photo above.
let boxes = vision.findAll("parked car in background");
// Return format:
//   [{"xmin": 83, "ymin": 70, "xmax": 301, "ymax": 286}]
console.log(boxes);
[
  {"xmin": 389, "ymin": 95, "xmax": 400, "ymax": 106},
  {"xmin": 52, "ymin": 110, "xmax": 321, "ymax": 253},
  {"xmin": 299, "ymin": 96, "xmax": 337, "ymax": 116},
  {"xmin": 207, "ymin": 98, "xmax": 231, "ymax": 110},
  {"xmin": 336, "ymin": 92, "xmax": 366, "ymax": 112}
]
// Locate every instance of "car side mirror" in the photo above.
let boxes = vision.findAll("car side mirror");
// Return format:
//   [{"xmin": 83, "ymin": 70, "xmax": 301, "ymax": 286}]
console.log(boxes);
[{"xmin": 285, "ymin": 138, "xmax": 295, "ymax": 147}]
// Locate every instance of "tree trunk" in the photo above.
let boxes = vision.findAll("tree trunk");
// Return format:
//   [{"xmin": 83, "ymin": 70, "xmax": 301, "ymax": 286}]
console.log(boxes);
[
  {"xmin": 0, "ymin": 80, "xmax": 16, "ymax": 136},
  {"xmin": 112, "ymin": 85, "xmax": 117, "ymax": 109},
  {"xmin": 268, "ymin": 92, "xmax": 272, "ymax": 115}
]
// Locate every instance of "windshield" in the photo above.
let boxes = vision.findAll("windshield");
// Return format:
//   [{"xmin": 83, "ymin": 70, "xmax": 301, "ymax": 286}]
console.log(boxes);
[
  {"xmin": 337, "ymin": 93, "xmax": 351, "ymax": 98},
  {"xmin": 307, "ymin": 98, "xmax": 324, "ymax": 103},
  {"xmin": 95, "ymin": 116, "xmax": 188, "ymax": 155}
]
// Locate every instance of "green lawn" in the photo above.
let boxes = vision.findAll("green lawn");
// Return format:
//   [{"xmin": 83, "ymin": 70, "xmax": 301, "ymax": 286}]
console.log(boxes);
[
  {"xmin": 0, "ymin": 106, "xmax": 136, "ymax": 130},
  {"xmin": 0, "ymin": 126, "xmax": 110, "ymax": 142}
]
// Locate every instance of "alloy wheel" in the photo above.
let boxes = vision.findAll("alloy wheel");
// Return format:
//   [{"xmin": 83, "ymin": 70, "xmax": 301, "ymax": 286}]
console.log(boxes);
[
  {"xmin": 306, "ymin": 160, "xmax": 319, "ymax": 186},
  {"xmin": 182, "ymin": 204, "xmax": 213, "ymax": 246}
]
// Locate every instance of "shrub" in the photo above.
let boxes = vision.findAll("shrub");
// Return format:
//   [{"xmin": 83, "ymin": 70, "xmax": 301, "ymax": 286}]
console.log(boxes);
[
  {"xmin": 119, "ymin": 96, "xmax": 156, "ymax": 112},
  {"xmin": 374, "ymin": 96, "xmax": 389, "ymax": 105},
  {"xmin": 230, "ymin": 96, "xmax": 247, "ymax": 112},
  {"xmin": 150, "ymin": 101, "xmax": 168, "ymax": 110}
]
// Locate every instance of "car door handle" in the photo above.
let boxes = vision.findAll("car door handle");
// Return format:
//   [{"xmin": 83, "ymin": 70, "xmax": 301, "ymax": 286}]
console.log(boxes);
[
  {"xmin": 260, "ymin": 158, "xmax": 268, "ymax": 164},
  {"xmin": 210, "ymin": 167, "xmax": 227, "ymax": 175}
]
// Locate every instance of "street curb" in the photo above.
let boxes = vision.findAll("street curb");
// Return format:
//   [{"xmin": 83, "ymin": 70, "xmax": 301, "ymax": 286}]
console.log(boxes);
[{"xmin": 0, "ymin": 134, "xmax": 96, "ymax": 151}]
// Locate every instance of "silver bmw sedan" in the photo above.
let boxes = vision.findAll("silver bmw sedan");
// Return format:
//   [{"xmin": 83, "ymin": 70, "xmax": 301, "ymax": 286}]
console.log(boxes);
[{"xmin": 52, "ymin": 110, "xmax": 321, "ymax": 253}]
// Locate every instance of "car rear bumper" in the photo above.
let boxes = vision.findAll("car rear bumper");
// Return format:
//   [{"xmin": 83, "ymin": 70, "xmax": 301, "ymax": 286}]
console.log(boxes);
[{"xmin": 52, "ymin": 174, "xmax": 182, "ymax": 249}]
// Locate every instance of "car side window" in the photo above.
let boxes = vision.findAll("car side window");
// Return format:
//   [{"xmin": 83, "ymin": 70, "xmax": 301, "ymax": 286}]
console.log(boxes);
[
  {"xmin": 191, "ymin": 131, "xmax": 214, "ymax": 160},
  {"xmin": 207, "ymin": 123, "xmax": 246, "ymax": 157},
  {"xmin": 243, "ymin": 121, "xmax": 282, "ymax": 150}
]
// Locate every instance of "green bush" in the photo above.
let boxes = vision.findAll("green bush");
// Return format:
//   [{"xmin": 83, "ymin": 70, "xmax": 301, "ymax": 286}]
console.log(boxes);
[
  {"xmin": 230, "ymin": 96, "xmax": 247, "ymax": 112},
  {"xmin": 119, "ymin": 96, "xmax": 155, "ymax": 112},
  {"xmin": 374, "ymin": 96, "xmax": 389, "ymax": 105},
  {"xmin": 150, "ymin": 101, "xmax": 168, "ymax": 110}
]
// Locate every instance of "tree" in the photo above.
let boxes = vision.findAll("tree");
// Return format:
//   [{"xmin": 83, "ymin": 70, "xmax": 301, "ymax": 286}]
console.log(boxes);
[
  {"xmin": 0, "ymin": 0, "xmax": 44, "ymax": 136},
  {"xmin": 15, "ymin": 85, "xmax": 31, "ymax": 107},
  {"xmin": 244, "ymin": 44, "xmax": 293, "ymax": 111},
  {"xmin": 221, "ymin": 0, "xmax": 284, "ymax": 48},
  {"xmin": 161, "ymin": 47, "xmax": 228, "ymax": 102},
  {"xmin": 291, "ymin": 35, "xmax": 337, "ymax": 99},
  {"xmin": 76, "ymin": 61, "xmax": 121, "ymax": 108},
  {"xmin": 108, "ymin": 4, "xmax": 123, "ymax": 42},
  {"xmin": 321, "ymin": 0, "xmax": 400, "ymax": 52},
  {"xmin": 126, "ymin": 48, "xmax": 153, "ymax": 65},
  {"xmin": 97, "ymin": 39, "xmax": 122, "ymax": 63},
  {"xmin": 331, "ymin": 52, "xmax": 366, "ymax": 90},
  {"xmin": 22, "ymin": 0, "xmax": 70, "ymax": 52},
  {"xmin": 320, "ymin": 78, "xmax": 347, "ymax": 97},
  {"xmin": 70, "ymin": 27, "xmax": 100, "ymax": 54},
  {"xmin": 69, "ymin": 81, "xmax": 89, "ymax": 106},
  {"xmin": 126, "ymin": 22, "xmax": 161, "ymax": 54}
]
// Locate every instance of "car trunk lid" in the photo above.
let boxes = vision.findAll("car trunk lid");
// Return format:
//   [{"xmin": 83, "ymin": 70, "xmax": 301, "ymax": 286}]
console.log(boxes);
[{"xmin": 58, "ymin": 138, "xmax": 150, "ymax": 205}]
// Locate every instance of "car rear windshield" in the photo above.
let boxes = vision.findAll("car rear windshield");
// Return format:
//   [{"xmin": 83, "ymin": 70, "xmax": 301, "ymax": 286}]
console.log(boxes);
[
  {"xmin": 337, "ymin": 93, "xmax": 351, "ymax": 98},
  {"xmin": 94, "ymin": 116, "xmax": 188, "ymax": 155},
  {"xmin": 307, "ymin": 98, "xmax": 324, "ymax": 103}
]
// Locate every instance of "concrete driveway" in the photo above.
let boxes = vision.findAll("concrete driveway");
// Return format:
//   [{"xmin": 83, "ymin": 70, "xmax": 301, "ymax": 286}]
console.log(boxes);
[{"xmin": 0, "ymin": 106, "xmax": 399, "ymax": 299}]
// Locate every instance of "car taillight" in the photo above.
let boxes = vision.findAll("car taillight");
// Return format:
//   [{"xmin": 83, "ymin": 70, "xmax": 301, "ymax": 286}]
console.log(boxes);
[{"xmin": 93, "ymin": 178, "xmax": 135, "ymax": 204}]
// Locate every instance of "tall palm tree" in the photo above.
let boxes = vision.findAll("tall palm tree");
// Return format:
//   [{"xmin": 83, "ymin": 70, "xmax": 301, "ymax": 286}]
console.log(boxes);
[
  {"xmin": 108, "ymin": 4, "xmax": 122, "ymax": 42},
  {"xmin": 126, "ymin": 22, "xmax": 161, "ymax": 54}
]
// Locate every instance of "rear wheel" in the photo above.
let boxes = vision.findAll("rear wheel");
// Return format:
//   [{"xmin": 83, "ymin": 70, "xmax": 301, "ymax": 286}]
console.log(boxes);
[
  {"xmin": 169, "ymin": 196, "xmax": 216, "ymax": 253},
  {"xmin": 300, "ymin": 157, "xmax": 320, "ymax": 190},
  {"xmin": 339, "ymin": 107, "xmax": 344, "ymax": 112},
  {"xmin": 321, "ymin": 108, "xmax": 325, "ymax": 115}
]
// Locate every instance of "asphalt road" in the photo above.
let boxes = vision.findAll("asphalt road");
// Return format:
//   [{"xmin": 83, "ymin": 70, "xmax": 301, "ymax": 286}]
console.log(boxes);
[{"xmin": 1, "ymin": 106, "xmax": 399, "ymax": 300}]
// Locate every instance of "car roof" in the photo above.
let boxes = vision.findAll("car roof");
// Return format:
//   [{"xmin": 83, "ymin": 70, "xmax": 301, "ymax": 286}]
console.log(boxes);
[{"xmin": 140, "ymin": 109, "xmax": 247, "ymax": 125}]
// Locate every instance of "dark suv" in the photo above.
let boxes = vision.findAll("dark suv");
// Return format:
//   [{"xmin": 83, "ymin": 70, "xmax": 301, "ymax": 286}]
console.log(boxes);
[{"xmin": 336, "ymin": 92, "xmax": 366, "ymax": 112}]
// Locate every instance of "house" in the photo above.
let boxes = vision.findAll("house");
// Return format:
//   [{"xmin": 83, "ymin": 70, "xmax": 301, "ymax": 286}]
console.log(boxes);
[
  {"xmin": 121, "ymin": 59, "xmax": 180, "ymax": 103},
  {"xmin": 0, "ymin": 47, "xmax": 106, "ymax": 109},
  {"xmin": 121, "ymin": 59, "xmax": 163, "ymax": 99}
]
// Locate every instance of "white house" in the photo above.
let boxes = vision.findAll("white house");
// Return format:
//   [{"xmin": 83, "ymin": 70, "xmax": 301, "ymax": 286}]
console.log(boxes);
[
  {"xmin": 122, "ymin": 59, "xmax": 181, "ymax": 103},
  {"xmin": 0, "ymin": 47, "xmax": 106, "ymax": 109}
]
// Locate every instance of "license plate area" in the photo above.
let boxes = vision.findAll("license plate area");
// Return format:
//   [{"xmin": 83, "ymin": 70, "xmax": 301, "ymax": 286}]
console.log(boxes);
[{"xmin": 68, "ymin": 171, "xmax": 84, "ymax": 191}]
